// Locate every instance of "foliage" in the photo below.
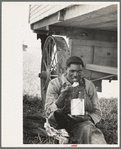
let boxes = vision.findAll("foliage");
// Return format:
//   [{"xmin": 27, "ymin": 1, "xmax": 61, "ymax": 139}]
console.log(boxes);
[
  {"xmin": 96, "ymin": 98, "xmax": 118, "ymax": 144},
  {"xmin": 23, "ymin": 94, "xmax": 59, "ymax": 144},
  {"xmin": 23, "ymin": 95, "xmax": 118, "ymax": 144},
  {"xmin": 23, "ymin": 94, "xmax": 43, "ymax": 118}
]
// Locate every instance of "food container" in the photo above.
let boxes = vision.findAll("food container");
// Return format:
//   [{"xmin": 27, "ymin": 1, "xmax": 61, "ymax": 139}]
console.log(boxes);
[
  {"xmin": 71, "ymin": 83, "xmax": 85, "ymax": 115},
  {"xmin": 71, "ymin": 98, "xmax": 85, "ymax": 115}
]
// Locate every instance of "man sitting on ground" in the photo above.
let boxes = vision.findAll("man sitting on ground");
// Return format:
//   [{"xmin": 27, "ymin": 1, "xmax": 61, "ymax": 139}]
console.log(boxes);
[{"xmin": 45, "ymin": 56, "xmax": 107, "ymax": 144}]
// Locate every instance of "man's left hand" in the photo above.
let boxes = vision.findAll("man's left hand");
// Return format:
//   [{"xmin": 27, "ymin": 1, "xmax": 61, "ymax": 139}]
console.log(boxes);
[{"xmin": 68, "ymin": 114, "xmax": 91, "ymax": 122}]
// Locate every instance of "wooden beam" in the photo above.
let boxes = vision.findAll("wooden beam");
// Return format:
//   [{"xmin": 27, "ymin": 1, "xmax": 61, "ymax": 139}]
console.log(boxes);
[
  {"xmin": 31, "ymin": 13, "xmax": 59, "ymax": 30},
  {"xmin": 63, "ymin": 12, "xmax": 117, "ymax": 27},
  {"xmin": 49, "ymin": 25, "xmax": 117, "ymax": 42},
  {"xmin": 32, "ymin": 25, "xmax": 117, "ymax": 43},
  {"xmin": 33, "ymin": 29, "xmax": 48, "ymax": 34},
  {"xmin": 63, "ymin": 4, "xmax": 117, "ymax": 22},
  {"xmin": 58, "ymin": 9, "xmax": 65, "ymax": 21},
  {"xmin": 85, "ymin": 64, "xmax": 117, "ymax": 75},
  {"xmin": 31, "ymin": 4, "xmax": 117, "ymax": 32}
]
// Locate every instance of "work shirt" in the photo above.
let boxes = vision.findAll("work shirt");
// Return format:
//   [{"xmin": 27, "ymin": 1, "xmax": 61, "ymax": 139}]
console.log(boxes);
[{"xmin": 45, "ymin": 73, "xmax": 102, "ymax": 128}]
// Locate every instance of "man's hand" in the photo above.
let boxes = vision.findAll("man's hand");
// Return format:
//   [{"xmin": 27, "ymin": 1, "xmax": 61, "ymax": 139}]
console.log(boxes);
[
  {"xmin": 68, "ymin": 114, "xmax": 92, "ymax": 122},
  {"xmin": 61, "ymin": 86, "xmax": 73, "ymax": 99},
  {"xmin": 55, "ymin": 86, "xmax": 72, "ymax": 108}
]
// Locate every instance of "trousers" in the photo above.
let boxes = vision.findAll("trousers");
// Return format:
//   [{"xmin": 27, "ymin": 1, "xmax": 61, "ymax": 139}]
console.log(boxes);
[{"xmin": 54, "ymin": 111, "xmax": 107, "ymax": 144}]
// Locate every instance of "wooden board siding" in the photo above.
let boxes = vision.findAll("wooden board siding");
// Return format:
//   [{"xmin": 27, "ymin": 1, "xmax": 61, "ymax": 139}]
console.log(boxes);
[
  {"xmin": 70, "ymin": 38, "xmax": 117, "ymax": 80},
  {"xmin": 29, "ymin": 4, "xmax": 72, "ymax": 24},
  {"xmin": 30, "ymin": 5, "xmax": 40, "ymax": 13},
  {"xmin": 86, "ymin": 64, "xmax": 117, "ymax": 75},
  {"xmin": 92, "ymin": 47, "xmax": 117, "ymax": 67},
  {"xmin": 71, "ymin": 39, "xmax": 117, "ymax": 66},
  {"xmin": 71, "ymin": 39, "xmax": 117, "ymax": 67}
]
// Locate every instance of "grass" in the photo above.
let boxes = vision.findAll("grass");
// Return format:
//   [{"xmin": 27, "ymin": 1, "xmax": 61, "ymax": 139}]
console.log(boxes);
[
  {"xmin": 23, "ymin": 95, "xmax": 118, "ymax": 144},
  {"xmin": 96, "ymin": 98, "xmax": 118, "ymax": 144},
  {"xmin": 23, "ymin": 94, "xmax": 59, "ymax": 144}
]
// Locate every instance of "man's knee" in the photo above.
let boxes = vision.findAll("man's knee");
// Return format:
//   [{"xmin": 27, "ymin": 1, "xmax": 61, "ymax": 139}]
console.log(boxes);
[
  {"xmin": 71, "ymin": 121, "xmax": 107, "ymax": 144},
  {"xmin": 71, "ymin": 121, "xmax": 93, "ymax": 143},
  {"xmin": 82, "ymin": 121, "xmax": 107, "ymax": 144},
  {"xmin": 91, "ymin": 128, "xmax": 107, "ymax": 144}
]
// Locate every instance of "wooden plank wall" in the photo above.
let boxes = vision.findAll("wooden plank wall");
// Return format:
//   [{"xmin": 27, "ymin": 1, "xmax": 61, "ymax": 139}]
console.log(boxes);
[
  {"xmin": 71, "ymin": 38, "xmax": 117, "ymax": 80},
  {"xmin": 29, "ymin": 4, "xmax": 72, "ymax": 24}
]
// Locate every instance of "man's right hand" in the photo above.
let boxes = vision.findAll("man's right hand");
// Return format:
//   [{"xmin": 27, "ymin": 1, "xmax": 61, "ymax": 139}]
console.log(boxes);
[
  {"xmin": 55, "ymin": 86, "xmax": 72, "ymax": 108},
  {"xmin": 61, "ymin": 86, "xmax": 73, "ymax": 99}
]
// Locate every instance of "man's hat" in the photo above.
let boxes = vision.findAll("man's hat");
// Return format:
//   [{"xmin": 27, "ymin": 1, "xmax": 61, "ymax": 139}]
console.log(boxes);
[{"xmin": 66, "ymin": 56, "xmax": 84, "ymax": 67}]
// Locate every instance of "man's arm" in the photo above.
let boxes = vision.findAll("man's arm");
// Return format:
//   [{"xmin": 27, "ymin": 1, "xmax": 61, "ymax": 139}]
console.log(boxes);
[
  {"xmin": 45, "ymin": 79, "xmax": 60, "ymax": 116},
  {"xmin": 55, "ymin": 86, "xmax": 72, "ymax": 108},
  {"xmin": 45, "ymin": 78, "xmax": 72, "ymax": 116}
]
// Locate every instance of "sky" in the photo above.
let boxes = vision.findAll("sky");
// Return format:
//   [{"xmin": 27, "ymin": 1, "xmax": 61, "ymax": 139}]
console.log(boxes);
[
  {"xmin": 2, "ymin": 2, "xmax": 41, "ymax": 48},
  {"xmin": 2, "ymin": 2, "xmax": 119, "ymax": 147}
]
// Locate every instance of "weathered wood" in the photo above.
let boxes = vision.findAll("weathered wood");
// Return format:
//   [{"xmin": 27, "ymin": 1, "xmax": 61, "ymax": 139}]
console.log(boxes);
[
  {"xmin": 57, "ymin": 5, "xmax": 117, "ymax": 29},
  {"xmin": 37, "ymin": 34, "xmax": 48, "ymax": 51},
  {"xmin": 30, "ymin": 4, "xmax": 117, "ymax": 32},
  {"xmin": 63, "ymin": 12, "xmax": 117, "ymax": 27},
  {"xmin": 29, "ymin": 3, "xmax": 118, "ymax": 83},
  {"xmin": 93, "ymin": 46, "xmax": 117, "ymax": 67},
  {"xmin": 86, "ymin": 64, "xmax": 117, "ymax": 75},
  {"xmin": 31, "ymin": 13, "xmax": 59, "ymax": 30},
  {"xmin": 33, "ymin": 29, "xmax": 48, "ymax": 35},
  {"xmin": 30, "ymin": 5, "xmax": 56, "ymax": 21},
  {"xmin": 30, "ymin": 5, "xmax": 40, "ymax": 13},
  {"xmin": 30, "ymin": 4, "xmax": 48, "ymax": 16},
  {"xmin": 91, "ymin": 21, "xmax": 117, "ymax": 29},
  {"xmin": 63, "ymin": 4, "xmax": 117, "ymax": 22},
  {"xmin": 72, "ymin": 40, "xmax": 117, "ymax": 68},
  {"xmin": 69, "ymin": 42, "xmax": 93, "ymax": 79},
  {"xmin": 68, "ymin": 38, "xmax": 73, "ymax": 56},
  {"xmin": 58, "ymin": 9, "xmax": 65, "ymax": 21},
  {"xmin": 32, "ymin": 21, "xmax": 117, "ymax": 39},
  {"xmin": 72, "ymin": 40, "xmax": 117, "ymax": 48},
  {"xmin": 71, "ymin": 45, "xmax": 93, "ymax": 64},
  {"xmin": 69, "ymin": 20, "xmax": 117, "ymax": 31},
  {"xmin": 91, "ymin": 74, "xmax": 117, "ymax": 82},
  {"xmin": 43, "ymin": 26, "xmax": 117, "ymax": 42},
  {"xmin": 30, "ymin": 4, "xmax": 72, "ymax": 24},
  {"xmin": 69, "ymin": 36, "xmax": 117, "ymax": 80},
  {"xmin": 28, "ymin": 5, "xmax": 31, "ymax": 23}
]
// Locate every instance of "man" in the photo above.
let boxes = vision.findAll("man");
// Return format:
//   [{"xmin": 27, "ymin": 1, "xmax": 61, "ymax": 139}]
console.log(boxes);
[{"xmin": 45, "ymin": 56, "xmax": 107, "ymax": 144}]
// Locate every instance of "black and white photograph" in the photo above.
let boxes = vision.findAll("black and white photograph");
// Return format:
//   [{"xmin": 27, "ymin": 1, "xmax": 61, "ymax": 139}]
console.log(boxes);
[{"xmin": 2, "ymin": 1, "xmax": 120, "ymax": 147}]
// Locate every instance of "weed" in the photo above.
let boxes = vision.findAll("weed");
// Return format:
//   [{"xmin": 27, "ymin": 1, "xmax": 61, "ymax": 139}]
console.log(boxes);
[{"xmin": 23, "ymin": 95, "xmax": 118, "ymax": 144}]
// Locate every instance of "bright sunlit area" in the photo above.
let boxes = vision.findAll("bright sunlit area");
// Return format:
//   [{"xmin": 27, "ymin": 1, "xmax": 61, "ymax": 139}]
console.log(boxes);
[{"xmin": 98, "ymin": 80, "xmax": 118, "ymax": 98}]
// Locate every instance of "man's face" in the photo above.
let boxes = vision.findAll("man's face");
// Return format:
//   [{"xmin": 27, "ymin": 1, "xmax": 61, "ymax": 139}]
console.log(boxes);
[{"xmin": 66, "ymin": 64, "xmax": 83, "ymax": 84}]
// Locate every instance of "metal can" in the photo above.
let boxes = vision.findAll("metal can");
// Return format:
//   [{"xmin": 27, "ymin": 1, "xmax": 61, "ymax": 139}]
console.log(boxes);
[{"xmin": 71, "ymin": 92, "xmax": 85, "ymax": 115}]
